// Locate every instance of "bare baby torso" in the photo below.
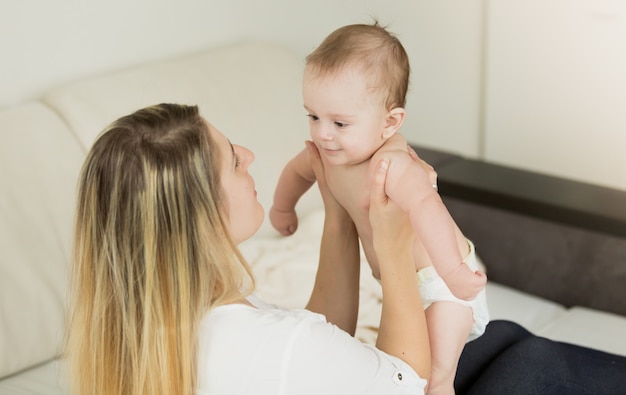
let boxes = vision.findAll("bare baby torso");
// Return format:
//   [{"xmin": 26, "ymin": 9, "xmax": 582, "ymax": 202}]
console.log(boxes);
[{"xmin": 323, "ymin": 134, "xmax": 411, "ymax": 279}]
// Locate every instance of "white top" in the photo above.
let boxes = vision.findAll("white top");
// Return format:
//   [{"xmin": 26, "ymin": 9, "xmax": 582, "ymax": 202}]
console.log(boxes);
[{"xmin": 197, "ymin": 294, "xmax": 427, "ymax": 395}]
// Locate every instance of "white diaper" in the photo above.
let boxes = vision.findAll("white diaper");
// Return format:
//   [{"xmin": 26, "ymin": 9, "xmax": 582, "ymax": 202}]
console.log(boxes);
[{"xmin": 416, "ymin": 239, "xmax": 489, "ymax": 341}]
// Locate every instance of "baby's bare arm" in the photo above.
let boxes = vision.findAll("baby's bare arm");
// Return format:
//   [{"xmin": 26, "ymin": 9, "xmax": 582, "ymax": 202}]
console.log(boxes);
[
  {"xmin": 381, "ymin": 149, "xmax": 486, "ymax": 300},
  {"xmin": 270, "ymin": 147, "xmax": 317, "ymax": 235}
]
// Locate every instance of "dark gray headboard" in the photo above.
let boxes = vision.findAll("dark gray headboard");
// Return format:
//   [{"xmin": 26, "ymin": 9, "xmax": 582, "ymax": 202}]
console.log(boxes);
[{"xmin": 412, "ymin": 144, "xmax": 626, "ymax": 317}]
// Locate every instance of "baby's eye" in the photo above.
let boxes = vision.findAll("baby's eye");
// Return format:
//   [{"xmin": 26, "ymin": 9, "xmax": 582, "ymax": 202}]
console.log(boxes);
[
  {"xmin": 335, "ymin": 121, "xmax": 347, "ymax": 128},
  {"xmin": 307, "ymin": 114, "xmax": 319, "ymax": 121},
  {"xmin": 234, "ymin": 154, "xmax": 241, "ymax": 168}
]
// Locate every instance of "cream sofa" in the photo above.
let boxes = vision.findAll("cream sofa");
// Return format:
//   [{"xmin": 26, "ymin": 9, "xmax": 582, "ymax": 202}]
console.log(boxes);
[{"xmin": 1, "ymin": 41, "xmax": 625, "ymax": 394}]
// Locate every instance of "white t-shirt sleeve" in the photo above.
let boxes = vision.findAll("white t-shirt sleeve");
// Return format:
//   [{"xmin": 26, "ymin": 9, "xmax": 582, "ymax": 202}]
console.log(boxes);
[{"xmin": 283, "ymin": 310, "xmax": 427, "ymax": 394}]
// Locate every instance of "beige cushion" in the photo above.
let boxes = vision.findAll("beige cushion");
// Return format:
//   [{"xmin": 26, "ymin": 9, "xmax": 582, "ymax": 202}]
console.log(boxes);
[
  {"xmin": 0, "ymin": 102, "xmax": 85, "ymax": 378},
  {"xmin": 44, "ymin": 41, "xmax": 323, "ymax": 236},
  {"xmin": 0, "ymin": 360, "xmax": 67, "ymax": 395}
]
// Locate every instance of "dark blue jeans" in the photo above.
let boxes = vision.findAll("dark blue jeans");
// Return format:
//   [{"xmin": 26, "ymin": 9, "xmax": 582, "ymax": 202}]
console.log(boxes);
[{"xmin": 455, "ymin": 320, "xmax": 626, "ymax": 395}]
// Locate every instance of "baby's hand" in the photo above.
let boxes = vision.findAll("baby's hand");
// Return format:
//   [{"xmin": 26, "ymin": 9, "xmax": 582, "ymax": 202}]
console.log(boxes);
[
  {"xmin": 442, "ymin": 264, "xmax": 487, "ymax": 301},
  {"xmin": 269, "ymin": 206, "xmax": 298, "ymax": 236}
]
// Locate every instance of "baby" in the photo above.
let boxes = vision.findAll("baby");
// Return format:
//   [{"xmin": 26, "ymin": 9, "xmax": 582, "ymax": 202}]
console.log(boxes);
[{"xmin": 270, "ymin": 23, "xmax": 488, "ymax": 394}]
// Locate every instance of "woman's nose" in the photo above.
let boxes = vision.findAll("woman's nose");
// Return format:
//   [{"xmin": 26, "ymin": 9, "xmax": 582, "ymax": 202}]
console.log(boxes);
[{"xmin": 239, "ymin": 146, "xmax": 255, "ymax": 167}]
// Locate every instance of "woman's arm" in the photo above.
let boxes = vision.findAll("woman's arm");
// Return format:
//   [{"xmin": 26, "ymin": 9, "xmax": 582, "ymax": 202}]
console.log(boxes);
[
  {"xmin": 305, "ymin": 141, "xmax": 361, "ymax": 336},
  {"xmin": 371, "ymin": 157, "xmax": 431, "ymax": 381}
]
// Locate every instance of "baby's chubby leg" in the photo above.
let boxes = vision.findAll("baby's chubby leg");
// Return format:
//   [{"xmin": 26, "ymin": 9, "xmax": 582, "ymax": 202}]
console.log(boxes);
[
  {"xmin": 425, "ymin": 301, "xmax": 473, "ymax": 395},
  {"xmin": 413, "ymin": 235, "xmax": 487, "ymax": 394}
]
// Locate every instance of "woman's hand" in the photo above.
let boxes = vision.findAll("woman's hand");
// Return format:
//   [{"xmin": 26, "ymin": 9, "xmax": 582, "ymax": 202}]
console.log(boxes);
[
  {"xmin": 369, "ymin": 158, "xmax": 415, "ymax": 258},
  {"xmin": 407, "ymin": 145, "xmax": 438, "ymax": 191}
]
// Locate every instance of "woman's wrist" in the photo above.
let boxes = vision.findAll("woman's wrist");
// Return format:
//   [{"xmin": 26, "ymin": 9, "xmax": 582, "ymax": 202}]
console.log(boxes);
[{"xmin": 307, "ymin": 209, "xmax": 359, "ymax": 334}]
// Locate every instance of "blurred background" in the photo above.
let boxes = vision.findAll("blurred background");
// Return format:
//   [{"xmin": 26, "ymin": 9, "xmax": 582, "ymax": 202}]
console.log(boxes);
[{"xmin": 1, "ymin": 0, "xmax": 624, "ymax": 189}]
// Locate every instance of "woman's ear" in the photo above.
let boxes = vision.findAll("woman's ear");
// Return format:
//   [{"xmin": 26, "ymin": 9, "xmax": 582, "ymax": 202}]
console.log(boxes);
[{"xmin": 382, "ymin": 107, "xmax": 406, "ymax": 139}]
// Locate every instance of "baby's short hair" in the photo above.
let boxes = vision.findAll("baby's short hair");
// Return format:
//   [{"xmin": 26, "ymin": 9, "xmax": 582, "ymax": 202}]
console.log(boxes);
[{"xmin": 305, "ymin": 22, "xmax": 410, "ymax": 110}]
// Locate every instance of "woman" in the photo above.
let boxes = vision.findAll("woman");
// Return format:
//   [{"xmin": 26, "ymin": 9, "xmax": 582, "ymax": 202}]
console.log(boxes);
[
  {"xmin": 65, "ymin": 103, "xmax": 626, "ymax": 395},
  {"xmin": 65, "ymin": 103, "xmax": 430, "ymax": 394}
]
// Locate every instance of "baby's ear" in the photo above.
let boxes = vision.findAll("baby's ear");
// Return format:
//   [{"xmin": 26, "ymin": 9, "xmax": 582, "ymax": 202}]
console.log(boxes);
[{"xmin": 382, "ymin": 107, "xmax": 406, "ymax": 139}]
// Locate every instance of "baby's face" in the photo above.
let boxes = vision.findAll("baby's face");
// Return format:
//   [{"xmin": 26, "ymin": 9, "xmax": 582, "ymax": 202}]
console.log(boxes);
[{"xmin": 303, "ymin": 67, "xmax": 389, "ymax": 166}]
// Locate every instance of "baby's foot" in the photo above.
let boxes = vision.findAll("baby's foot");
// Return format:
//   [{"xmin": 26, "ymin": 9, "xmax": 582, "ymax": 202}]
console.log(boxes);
[{"xmin": 442, "ymin": 264, "xmax": 487, "ymax": 300}]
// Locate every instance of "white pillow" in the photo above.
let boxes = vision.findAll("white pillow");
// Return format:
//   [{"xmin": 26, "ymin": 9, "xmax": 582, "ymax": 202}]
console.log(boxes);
[{"xmin": 0, "ymin": 103, "xmax": 84, "ymax": 379}]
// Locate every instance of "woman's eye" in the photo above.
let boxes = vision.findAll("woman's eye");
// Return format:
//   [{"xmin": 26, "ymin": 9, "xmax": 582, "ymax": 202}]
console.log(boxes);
[{"xmin": 235, "ymin": 154, "xmax": 241, "ymax": 168}]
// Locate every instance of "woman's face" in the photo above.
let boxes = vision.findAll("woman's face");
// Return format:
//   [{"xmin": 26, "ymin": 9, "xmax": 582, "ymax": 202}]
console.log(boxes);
[{"xmin": 209, "ymin": 122, "xmax": 264, "ymax": 244}]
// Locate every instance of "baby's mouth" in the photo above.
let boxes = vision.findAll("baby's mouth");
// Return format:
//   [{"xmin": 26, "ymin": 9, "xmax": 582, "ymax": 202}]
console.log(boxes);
[{"xmin": 321, "ymin": 147, "xmax": 341, "ymax": 155}]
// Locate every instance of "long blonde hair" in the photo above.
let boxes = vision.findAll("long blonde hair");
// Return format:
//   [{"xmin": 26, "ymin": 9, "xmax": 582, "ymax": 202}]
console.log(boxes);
[{"xmin": 65, "ymin": 103, "xmax": 254, "ymax": 394}]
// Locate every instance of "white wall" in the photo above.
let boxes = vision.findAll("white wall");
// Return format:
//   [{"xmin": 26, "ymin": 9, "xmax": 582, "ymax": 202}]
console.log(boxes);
[
  {"xmin": 2, "ymin": 0, "xmax": 624, "ymax": 189},
  {"xmin": 484, "ymin": 0, "xmax": 626, "ymax": 189},
  {"xmin": 0, "ymin": 0, "xmax": 484, "ymax": 157}
]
